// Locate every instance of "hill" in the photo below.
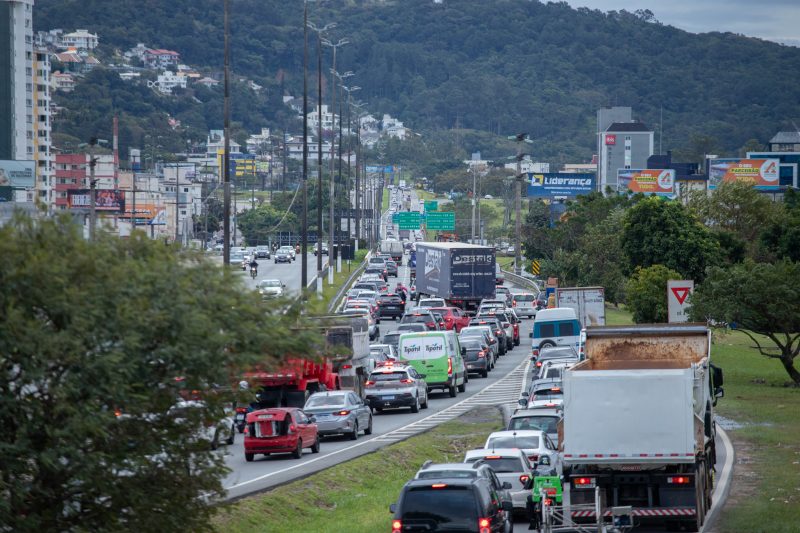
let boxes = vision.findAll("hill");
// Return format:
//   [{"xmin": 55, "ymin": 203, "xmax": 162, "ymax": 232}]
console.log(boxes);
[{"xmin": 36, "ymin": 0, "xmax": 800, "ymax": 164}]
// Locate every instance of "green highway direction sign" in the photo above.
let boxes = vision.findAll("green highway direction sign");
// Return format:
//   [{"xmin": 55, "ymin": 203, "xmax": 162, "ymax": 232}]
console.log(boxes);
[
  {"xmin": 396, "ymin": 212, "xmax": 421, "ymax": 230},
  {"xmin": 425, "ymin": 211, "xmax": 455, "ymax": 231},
  {"xmin": 424, "ymin": 200, "xmax": 438, "ymax": 212}
]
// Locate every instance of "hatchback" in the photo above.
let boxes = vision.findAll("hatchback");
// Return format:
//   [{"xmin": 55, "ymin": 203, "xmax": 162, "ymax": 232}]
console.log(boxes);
[
  {"xmin": 463, "ymin": 448, "xmax": 534, "ymax": 512},
  {"xmin": 365, "ymin": 362, "xmax": 428, "ymax": 413},
  {"xmin": 244, "ymin": 408, "xmax": 319, "ymax": 461},
  {"xmin": 461, "ymin": 337, "xmax": 492, "ymax": 377},
  {"xmin": 511, "ymin": 292, "xmax": 538, "ymax": 319},
  {"xmin": 484, "ymin": 430, "xmax": 561, "ymax": 472},
  {"xmin": 378, "ymin": 294, "xmax": 405, "ymax": 320}
]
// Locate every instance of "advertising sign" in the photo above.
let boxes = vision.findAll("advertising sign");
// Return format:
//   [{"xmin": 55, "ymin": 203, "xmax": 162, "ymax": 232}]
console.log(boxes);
[
  {"xmin": 398, "ymin": 334, "xmax": 446, "ymax": 361},
  {"xmin": 121, "ymin": 203, "xmax": 159, "ymax": 222},
  {"xmin": 708, "ymin": 158, "xmax": 780, "ymax": 190},
  {"xmin": 0, "ymin": 160, "xmax": 35, "ymax": 188},
  {"xmin": 604, "ymin": 134, "xmax": 616, "ymax": 145},
  {"xmin": 617, "ymin": 169, "xmax": 676, "ymax": 197},
  {"xmin": 527, "ymin": 173, "xmax": 595, "ymax": 198},
  {"xmin": 68, "ymin": 189, "xmax": 125, "ymax": 212},
  {"xmin": 667, "ymin": 280, "xmax": 694, "ymax": 323}
]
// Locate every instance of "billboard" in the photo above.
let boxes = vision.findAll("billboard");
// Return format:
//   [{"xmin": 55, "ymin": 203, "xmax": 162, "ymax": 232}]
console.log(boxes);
[
  {"xmin": 68, "ymin": 189, "xmax": 125, "ymax": 212},
  {"xmin": 0, "ymin": 160, "xmax": 35, "ymax": 188},
  {"xmin": 121, "ymin": 203, "xmax": 160, "ymax": 222},
  {"xmin": 604, "ymin": 134, "xmax": 616, "ymax": 145},
  {"xmin": 617, "ymin": 169, "xmax": 675, "ymax": 197},
  {"xmin": 527, "ymin": 173, "xmax": 595, "ymax": 198},
  {"xmin": 708, "ymin": 158, "xmax": 780, "ymax": 190}
]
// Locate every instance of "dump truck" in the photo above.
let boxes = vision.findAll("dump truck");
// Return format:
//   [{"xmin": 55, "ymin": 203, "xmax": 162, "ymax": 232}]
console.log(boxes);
[
  {"xmin": 245, "ymin": 315, "xmax": 371, "ymax": 407},
  {"xmin": 560, "ymin": 324, "xmax": 724, "ymax": 532},
  {"xmin": 413, "ymin": 242, "xmax": 496, "ymax": 311}
]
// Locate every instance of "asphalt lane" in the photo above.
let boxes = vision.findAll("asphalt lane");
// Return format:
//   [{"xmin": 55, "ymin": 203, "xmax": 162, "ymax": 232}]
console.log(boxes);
[{"xmin": 230, "ymin": 252, "xmax": 322, "ymax": 294}]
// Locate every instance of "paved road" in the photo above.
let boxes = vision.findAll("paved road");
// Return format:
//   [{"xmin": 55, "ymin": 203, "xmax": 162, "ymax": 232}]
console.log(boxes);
[{"xmin": 223, "ymin": 251, "xmax": 323, "ymax": 295}]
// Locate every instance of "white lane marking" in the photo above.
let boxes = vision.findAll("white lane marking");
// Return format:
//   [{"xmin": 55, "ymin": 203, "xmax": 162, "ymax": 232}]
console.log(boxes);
[
  {"xmin": 703, "ymin": 425, "xmax": 735, "ymax": 532},
  {"xmin": 226, "ymin": 356, "xmax": 529, "ymax": 492}
]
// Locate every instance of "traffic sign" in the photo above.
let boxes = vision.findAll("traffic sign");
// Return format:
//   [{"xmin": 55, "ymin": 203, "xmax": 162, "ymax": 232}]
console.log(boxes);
[
  {"xmin": 531, "ymin": 259, "xmax": 541, "ymax": 276},
  {"xmin": 396, "ymin": 212, "xmax": 421, "ymax": 230},
  {"xmin": 667, "ymin": 280, "xmax": 694, "ymax": 323},
  {"xmin": 424, "ymin": 200, "xmax": 438, "ymax": 212},
  {"xmin": 425, "ymin": 211, "xmax": 455, "ymax": 230}
]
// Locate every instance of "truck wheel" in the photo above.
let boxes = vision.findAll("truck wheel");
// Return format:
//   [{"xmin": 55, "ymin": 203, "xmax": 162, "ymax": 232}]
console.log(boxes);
[
  {"xmin": 292, "ymin": 439, "xmax": 303, "ymax": 459},
  {"xmin": 448, "ymin": 384, "xmax": 457, "ymax": 398},
  {"xmin": 245, "ymin": 452, "xmax": 254, "ymax": 462}
]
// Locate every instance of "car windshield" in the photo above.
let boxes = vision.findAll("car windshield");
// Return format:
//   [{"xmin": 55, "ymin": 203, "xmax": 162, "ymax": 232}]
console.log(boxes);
[
  {"xmin": 401, "ymin": 487, "xmax": 477, "ymax": 524},
  {"xmin": 487, "ymin": 436, "xmax": 539, "ymax": 449},
  {"xmin": 509, "ymin": 416, "xmax": 559, "ymax": 433},
  {"xmin": 417, "ymin": 470, "xmax": 477, "ymax": 480},
  {"xmin": 467, "ymin": 456, "xmax": 523, "ymax": 473},
  {"xmin": 258, "ymin": 280, "xmax": 282, "ymax": 288},
  {"xmin": 305, "ymin": 394, "xmax": 346, "ymax": 407}
]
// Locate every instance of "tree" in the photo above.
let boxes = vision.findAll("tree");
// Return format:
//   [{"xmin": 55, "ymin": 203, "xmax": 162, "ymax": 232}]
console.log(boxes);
[
  {"xmin": 626, "ymin": 265, "xmax": 682, "ymax": 323},
  {"xmin": 621, "ymin": 197, "xmax": 721, "ymax": 281},
  {"xmin": 237, "ymin": 203, "xmax": 298, "ymax": 245},
  {"xmin": 579, "ymin": 209, "xmax": 628, "ymax": 304},
  {"xmin": 690, "ymin": 261, "xmax": 800, "ymax": 385},
  {"xmin": 0, "ymin": 215, "xmax": 319, "ymax": 531}
]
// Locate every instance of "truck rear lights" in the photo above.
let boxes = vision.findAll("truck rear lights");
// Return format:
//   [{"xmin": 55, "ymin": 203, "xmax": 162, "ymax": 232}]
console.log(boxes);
[
  {"xmin": 667, "ymin": 476, "xmax": 692, "ymax": 484},
  {"xmin": 573, "ymin": 477, "xmax": 596, "ymax": 488},
  {"xmin": 391, "ymin": 519, "xmax": 402, "ymax": 533}
]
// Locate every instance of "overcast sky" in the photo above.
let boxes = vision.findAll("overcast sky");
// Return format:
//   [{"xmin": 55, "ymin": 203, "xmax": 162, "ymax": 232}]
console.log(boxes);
[{"xmin": 563, "ymin": 0, "xmax": 800, "ymax": 46}]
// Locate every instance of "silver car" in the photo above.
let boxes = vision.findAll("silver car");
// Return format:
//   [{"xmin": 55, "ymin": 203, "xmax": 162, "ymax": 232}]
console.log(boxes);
[
  {"xmin": 303, "ymin": 391, "xmax": 372, "ymax": 440},
  {"xmin": 365, "ymin": 362, "xmax": 428, "ymax": 413}
]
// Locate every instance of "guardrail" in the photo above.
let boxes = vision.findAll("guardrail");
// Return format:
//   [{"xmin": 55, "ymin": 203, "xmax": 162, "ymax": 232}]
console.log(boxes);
[
  {"xmin": 501, "ymin": 268, "xmax": 540, "ymax": 292},
  {"xmin": 327, "ymin": 251, "xmax": 371, "ymax": 312}
]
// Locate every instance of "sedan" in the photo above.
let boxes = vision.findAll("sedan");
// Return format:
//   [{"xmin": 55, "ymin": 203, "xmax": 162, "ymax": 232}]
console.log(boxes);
[
  {"xmin": 461, "ymin": 337, "xmax": 493, "ymax": 378},
  {"xmin": 303, "ymin": 391, "xmax": 372, "ymax": 440},
  {"xmin": 274, "ymin": 250, "xmax": 292, "ymax": 263},
  {"xmin": 255, "ymin": 246, "xmax": 271, "ymax": 259}
]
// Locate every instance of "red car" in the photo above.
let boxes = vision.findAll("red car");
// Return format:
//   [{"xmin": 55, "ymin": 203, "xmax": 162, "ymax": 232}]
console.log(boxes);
[
  {"xmin": 244, "ymin": 407, "xmax": 320, "ymax": 461},
  {"xmin": 430, "ymin": 307, "xmax": 471, "ymax": 332}
]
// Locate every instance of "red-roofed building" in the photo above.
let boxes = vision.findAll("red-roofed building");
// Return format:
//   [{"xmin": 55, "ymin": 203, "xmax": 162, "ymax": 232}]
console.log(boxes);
[{"xmin": 143, "ymin": 48, "xmax": 180, "ymax": 69}]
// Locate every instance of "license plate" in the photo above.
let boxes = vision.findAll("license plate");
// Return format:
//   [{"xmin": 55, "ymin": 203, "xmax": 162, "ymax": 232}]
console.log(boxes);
[
  {"xmin": 316, "ymin": 414, "xmax": 331, "ymax": 419},
  {"xmin": 258, "ymin": 414, "xmax": 273, "ymax": 420},
  {"xmin": 235, "ymin": 414, "xmax": 245, "ymax": 421},
  {"xmin": 466, "ymin": 364, "xmax": 476, "ymax": 369},
  {"xmin": 382, "ymin": 395, "xmax": 395, "ymax": 400}
]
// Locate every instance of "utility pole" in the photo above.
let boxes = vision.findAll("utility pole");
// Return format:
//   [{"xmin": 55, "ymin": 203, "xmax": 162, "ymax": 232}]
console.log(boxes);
[
  {"xmin": 316, "ymin": 29, "xmax": 323, "ymax": 294},
  {"xmin": 354, "ymin": 113, "xmax": 361, "ymax": 250},
  {"xmin": 509, "ymin": 132, "xmax": 532, "ymax": 275},
  {"xmin": 336, "ymin": 93, "xmax": 344, "ymax": 274},
  {"xmin": 223, "ymin": 0, "xmax": 232, "ymax": 265},
  {"xmin": 88, "ymin": 143, "xmax": 97, "ymax": 241},
  {"xmin": 175, "ymin": 165, "xmax": 180, "ymax": 245},
  {"xmin": 301, "ymin": 0, "xmax": 309, "ymax": 293},
  {"xmin": 470, "ymin": 165, "xmax": 477, "ymax": 243},
  {"xmin": 131, "ymin": 154, "xmax": 138, "ymax": 234}
]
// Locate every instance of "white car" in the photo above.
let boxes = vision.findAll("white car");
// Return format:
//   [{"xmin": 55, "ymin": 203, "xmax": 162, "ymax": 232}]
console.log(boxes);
[
  {"xmin": 168, "ymin": 400, "xmax": 236, "ymax": 450},
  {"xmin": 484, "ymin": 429, "xmax": 561, "ymax": 474},
  {"xmin": 257, "ymin": 279, "xmax": 285, "ymax": 298},
  {"xmin": 417, "ymin": 297, "xmax": 446, "ymax": 308},
  {"xmin": 464, "ymin": 448, "xmax": 534, "ymax": 511}
]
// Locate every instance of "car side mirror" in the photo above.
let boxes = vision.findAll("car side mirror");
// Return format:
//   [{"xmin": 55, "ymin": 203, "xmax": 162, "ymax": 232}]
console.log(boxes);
[
  {"xmin": 502, "ymin": 501, "xmax": 514, "ymax": 512},
  {"xmin": 502, "ymin": 481, "xmax": 512, "ymax": 490},
  {"xmin": 715, "ymin": 386, "xmax": 725, "ymax": 399},
  {"xmin": 518, "ymin": 399, "xmax": 527, "ymax": 407},
  {"xmin": 307, "ymin": 415, "xmax": 316, "ymax": 423},
  {"xmin": 389, "ymin": 503, "xmax": 397, "ymax": 514},
  {"xmin": 521, "ymin": 391, "xmax": 530, "ymax": 397}
]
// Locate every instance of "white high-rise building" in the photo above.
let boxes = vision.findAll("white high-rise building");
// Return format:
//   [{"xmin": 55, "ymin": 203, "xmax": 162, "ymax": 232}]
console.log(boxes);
[{"xmin": 0, "ymin": 0, "xmax": 52, "ymax": 207}]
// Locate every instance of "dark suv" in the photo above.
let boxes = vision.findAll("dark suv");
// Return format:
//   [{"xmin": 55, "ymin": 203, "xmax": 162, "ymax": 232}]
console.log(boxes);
[{"xmin": 390, "ymin": 477, "xmax": 513, "ymax": 533}]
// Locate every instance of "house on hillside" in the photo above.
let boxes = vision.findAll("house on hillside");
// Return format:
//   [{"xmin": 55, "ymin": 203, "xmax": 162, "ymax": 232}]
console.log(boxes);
[
  {"xmin": 61, "ymin": 29, "xmax": 99, "ymax": 51},
  {"xmin": 143, "ymin": 49, "xmax": 180, "ymax": 69}
]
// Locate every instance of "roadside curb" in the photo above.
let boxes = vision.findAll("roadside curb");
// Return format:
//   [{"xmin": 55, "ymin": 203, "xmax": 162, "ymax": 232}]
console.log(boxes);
[{"xmin": 703, "ymin": 425, "xmax": 735, "ymax": 532}]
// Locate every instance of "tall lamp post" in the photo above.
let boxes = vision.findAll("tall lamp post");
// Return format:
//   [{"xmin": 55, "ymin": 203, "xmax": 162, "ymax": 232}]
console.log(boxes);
[
  {"xmin": 222, "ymin": 0, "xmax": 232, "ymax": 265},
  {"xmin": 508, "ymin": 133, "xmax": 533, "ymax": 275},
  {"xmin": 301, "ymin": 0, "xmax": 310, "ymax": 293},
  {"xmin": 351, "ymin": 101, "xmax": 366, "ymax": 250}
]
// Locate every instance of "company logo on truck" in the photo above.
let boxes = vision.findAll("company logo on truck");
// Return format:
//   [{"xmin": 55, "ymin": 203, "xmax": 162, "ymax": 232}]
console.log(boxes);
[
  {"xmin": 453, "ymin": 253, "xmax": 494, "ymax": 265},
  {"xmin": 424, "ymin": 249, "xmax": 443, "ymax": 281}
]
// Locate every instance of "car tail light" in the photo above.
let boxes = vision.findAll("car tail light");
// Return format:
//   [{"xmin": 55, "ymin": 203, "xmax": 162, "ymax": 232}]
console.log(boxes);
[
  {"xmin": 477, "ymin": 350, "xmax": 486, "ymax": 358},
  {"xmin": 391, "ymin": 519, "xmax": 402, "ymax": 533},
  {"xmin": 532, "ymin": 348, "xmax": 539, "ymax": 357},
  {"xmin": 236, "ymin": 407, "xmax": 247, "ymax": 414},
  {"xmin": 399, "ymin": 379, "xmax": 414, "ymax": 384},
  {"xmin": 519, "ymin": 474, "xmax": 530, "ymax": 485},
  {"xmin": 495, "ymin": 329, "xmax": 502, "ymax": 336},
  {"xmin": 288, "ymin": 424, "xmax": 297, "ymax": 433},
  {"xmin": 365, "ymin": 380, "xmax": 376, "ymax": 386},
  {"xmin": 426, "ymin": 322, "xmax": 435, "ymax": 329},
  {"xmin": 528, "ymin": 454, "xmax": 539, "ymax": 462},
  {"xmin": 667, "ymin": 476, "xmax": 692, "ymax": 484},
  {"xmin": 342, "ymin": 364, "xmax": 353, "ymax": 369},
  {"xmin": 336, "ymin": 410, "xmax": 350, "ymax": 416},
  {"xmin": 431, "ymin": 483, "xmax": 448, "ymax": 488},
  {"xmin": 573, "ymin": 477, "xmax": 596, "ymax": 488},
  {"xmin": 512, "ymin": 300, "xmax": 517, "ymax": 307},
  {"xmin": 536, "ymin": 361, "xmax": 543, "ymax": 367},
  {"xmin": 244, "ymin": 425, "xmax": 249, "ymax": 436},
  {"xmin": 447, "ymin": 357, "xmax": 453, "ymax": 375},
  {"xmin": 484, "ymin": 455, "xmax": 502, "ymax": 459},
  {"xmin": 478, "ymin": 517, "xmax": 491, "ymax": 533}
]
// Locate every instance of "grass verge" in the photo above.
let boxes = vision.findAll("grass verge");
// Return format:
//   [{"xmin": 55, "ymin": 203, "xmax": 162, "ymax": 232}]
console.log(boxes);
[
  {"xmin": 597, "ymin": 306, "xmax": 800, "ymax": 532},
  {"xmin": 213, "ymin": 407, "xmax": 503, "ymax": 533}
]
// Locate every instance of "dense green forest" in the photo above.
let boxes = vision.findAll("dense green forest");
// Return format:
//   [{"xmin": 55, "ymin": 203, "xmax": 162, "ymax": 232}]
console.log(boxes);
[{"xmin": 37, "ymin": 0, "xmax": 800, "ymax": 165}]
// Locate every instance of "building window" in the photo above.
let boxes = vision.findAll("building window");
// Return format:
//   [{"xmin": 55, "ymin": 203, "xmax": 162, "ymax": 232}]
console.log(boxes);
[
  {"xmin": 625, "ymin": 145, "xmax": 631, "ymax": 151},
  {"xmin": 625, "ymin": 136, "xmax": 631, "ymax": 141},
  {"xmin": 624, "ymin": 165, "xmax": 631, "ymax": 169}
]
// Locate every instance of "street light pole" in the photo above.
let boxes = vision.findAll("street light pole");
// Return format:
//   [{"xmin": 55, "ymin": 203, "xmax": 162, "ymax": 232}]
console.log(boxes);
[
  {"xmin": 89, "ymin": 151, "xmax": 97, "ymax": 241},
  {"xmin": 316, "ymin": 30, "xmax": 323, "ymax": 294},
  {"xmin": 301, "ymin": 0, "xmax": 309, "ymax": 293},
  {"xmin": 508, "ymin": 132, "xmax": 532, "ymax": 275},
  {"xmin": 223, "ymin": 0, "xmax": 232, "ymax": 265},
  {"xmin": 471, "ymin": 165, "xmax": 477, "ymax": 243}
]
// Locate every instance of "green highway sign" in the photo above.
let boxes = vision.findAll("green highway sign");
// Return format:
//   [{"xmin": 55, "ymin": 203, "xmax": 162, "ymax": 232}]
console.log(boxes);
[
  {"xmin": 425, "ymin": 211, "xmax": 455, "ymax": 231},
  {"xmin": 391, "ymin": 212, "xmax": 399, "ymax": 224},
  {"xmin": 396, "ymin": 212, "xmax": 421, "ymax": 230},
  {"xmin": 424, "ymin": 200, "xmax": 438, "ymax": 212}
]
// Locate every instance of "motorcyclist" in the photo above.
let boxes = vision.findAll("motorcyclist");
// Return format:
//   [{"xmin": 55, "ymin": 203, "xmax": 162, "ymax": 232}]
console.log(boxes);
[
  {"xmin": 395, "ymin": 282, "xmax": 408, "ymax": 303},
  {"xmin": 249, "ymin": 257, "xmax": 259, "ymax": 276}
]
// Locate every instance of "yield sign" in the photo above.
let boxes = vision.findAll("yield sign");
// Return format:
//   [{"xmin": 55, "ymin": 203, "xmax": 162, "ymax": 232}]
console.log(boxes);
[{"xmin": 671, "ymin": 287, "xmax": 691, "ymax": 305}]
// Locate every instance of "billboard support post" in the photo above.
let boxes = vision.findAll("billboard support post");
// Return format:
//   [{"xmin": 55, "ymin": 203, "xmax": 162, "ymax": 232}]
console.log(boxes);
[{"xmin": 88, "ymin": 146, "xmax": 97, "ymax": 241}]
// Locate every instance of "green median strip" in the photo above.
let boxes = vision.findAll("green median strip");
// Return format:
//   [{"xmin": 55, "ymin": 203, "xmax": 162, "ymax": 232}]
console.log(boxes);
[{"xmin": 213, "ymin": 407, "xmax": 503, "ymax": 533}]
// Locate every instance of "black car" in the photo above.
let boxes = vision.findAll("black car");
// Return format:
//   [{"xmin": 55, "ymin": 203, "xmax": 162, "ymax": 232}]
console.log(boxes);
[
  {"xmin": 390, "ymin": 477, "xmax": 512, "ymax": 533},
  {"xmin": 385, "ymin": 260, "xmax": 399, "ymax": 278},
  {"xmin": 274, "ymin": 250, "xmax": 292, "ymax": 263},
  {"xmin": 364, "ymin": 265, "xmax": 388, "ymax": 281},
  {"xmin": 461, "ymin": 337, "xmax": 492, "ymax": 378},
  {"xmin": 400, "ymin": 310, "xmax": 439, "ymax": 331},
  {"xmin": 378, "ymin": 294, "xmax": 405, "ymax": 320}
]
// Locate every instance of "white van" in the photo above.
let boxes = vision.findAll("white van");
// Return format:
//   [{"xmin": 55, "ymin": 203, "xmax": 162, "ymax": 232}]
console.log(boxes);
[{"xmin": 529, "ymin": 307, "xmax": 582, "ymax": 359}]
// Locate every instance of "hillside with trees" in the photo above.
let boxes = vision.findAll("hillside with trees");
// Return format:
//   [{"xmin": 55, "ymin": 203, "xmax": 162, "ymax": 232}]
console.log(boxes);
[{"xmin": 37, "ymin": 0, "xmax": 800, "ymax": 165}]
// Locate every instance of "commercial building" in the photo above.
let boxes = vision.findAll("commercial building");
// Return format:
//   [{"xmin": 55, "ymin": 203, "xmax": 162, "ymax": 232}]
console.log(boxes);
[
  {"xmin": 53, "ymin": 152, "xmax": 115, "ymax": 210},
  {"xmin": 596, "ymin": 106, "xmax": 654, "ymax": 192},
  {"xmin": 1, "ymin": 0, "xmax": 52, "ymax": 206}
]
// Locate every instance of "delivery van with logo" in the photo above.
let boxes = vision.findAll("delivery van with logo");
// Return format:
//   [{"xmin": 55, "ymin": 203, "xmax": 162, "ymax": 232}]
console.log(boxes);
[{"xmin": 397, "ymin": 331, "xmax": 467, "ymax": 398}]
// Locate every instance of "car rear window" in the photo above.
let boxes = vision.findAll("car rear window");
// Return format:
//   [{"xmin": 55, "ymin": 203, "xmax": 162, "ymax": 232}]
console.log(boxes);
[
  {"xmin": 487, "ymin": 436, "xmax": 539, "ymax": 449},
  {"xmin": 402, "ymin": 314, "xmax": 431, "ymax": 324},
  {"xmin": 461, "ymin": 340, "xmax": 483, "ymax": 350},
  {"xmin": 533, "ymin": 388, "xmax": 563, "ymax": 400},
  {"xmin": 509, "ymin": 416, "xmax": 559, "ymax": 433},
  {"xmin": 305, "ymin": 394, "xmax": 346, "ymax": 407},
  {"xmin": 514, "ymin": 294, "xmax": 535, "ymax": 302},
  {"xmin": 401, "ymin": 486, "xmax": 478, "ymax": 523},
  {"xmin": 417, "ymin": 470, "xmax": 477, "ymax": 480},
  {"xmin": 369, "ymin": 371, "xmax": 408, "ymax": 382},
  {"xmin": 468, "ymin": 456, "xmax": 523, "ymax": 473}
]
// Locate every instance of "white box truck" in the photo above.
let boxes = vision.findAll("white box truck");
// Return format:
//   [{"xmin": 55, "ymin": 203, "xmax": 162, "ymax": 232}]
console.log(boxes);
[
  {"xmin": 556, "ymin": 286, "xmax": 605, "ymax": 326},
  {"xmin": 561, "ymin": 324, "xmax": 724, "ymax": 532}
]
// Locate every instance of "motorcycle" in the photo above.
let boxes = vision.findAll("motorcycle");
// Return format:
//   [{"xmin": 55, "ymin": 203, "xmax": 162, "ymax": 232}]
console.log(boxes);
[
  {"xmin": 250, "ymin": 266, "xmax": 258, "ymax": 279},
  {"xmin": 234, "ymin": 406, "xmax": 248, "ymax": 433}
]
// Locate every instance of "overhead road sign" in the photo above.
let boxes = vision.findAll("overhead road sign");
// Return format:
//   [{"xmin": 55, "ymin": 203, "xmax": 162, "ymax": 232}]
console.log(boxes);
[
  {"xmin": 424, "ymin": 200, "xmax": 438, "ymax": 212},
  {"xmin": 396, "ymin": 212, "xmax": 421, "ymax": 230},
  {"xmin": 425, "ymin": 211, "xmax": 455, "ymax": 231}
]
